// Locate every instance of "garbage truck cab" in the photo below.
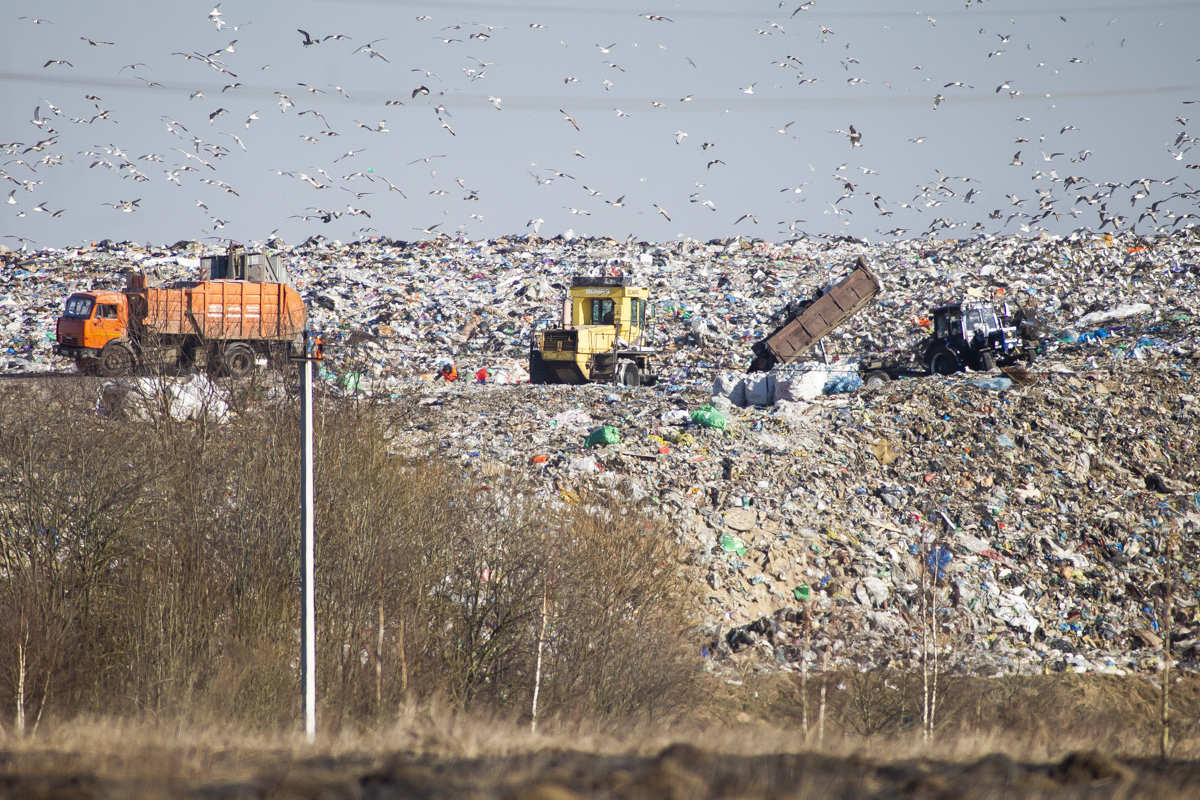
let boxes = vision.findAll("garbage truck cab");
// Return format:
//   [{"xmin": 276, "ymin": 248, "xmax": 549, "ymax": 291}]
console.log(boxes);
[
  {"xmin": 529, "ymin": 276, "xmax": 659, "ymax": 386},
  {"xmin": 55, "ymin": 290, "xmax": 132, "ymax": 372}
]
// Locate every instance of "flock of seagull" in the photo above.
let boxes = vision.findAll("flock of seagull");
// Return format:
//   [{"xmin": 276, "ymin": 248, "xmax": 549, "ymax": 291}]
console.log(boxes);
[{"xmin": 3, "ymin": 1, "xmax": 1200, "ymax": 247}]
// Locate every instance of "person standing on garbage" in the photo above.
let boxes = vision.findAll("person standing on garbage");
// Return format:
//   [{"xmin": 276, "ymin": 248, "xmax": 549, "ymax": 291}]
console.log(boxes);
[{"xmin": 436, "ymin": 362, "xmax": 458, "ymax": 381}]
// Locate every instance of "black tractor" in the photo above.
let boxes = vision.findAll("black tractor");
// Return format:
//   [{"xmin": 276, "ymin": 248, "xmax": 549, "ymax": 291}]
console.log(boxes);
[{"xmin": 922, "ymin": 301, "xmax": 1034, "ymax": 375}]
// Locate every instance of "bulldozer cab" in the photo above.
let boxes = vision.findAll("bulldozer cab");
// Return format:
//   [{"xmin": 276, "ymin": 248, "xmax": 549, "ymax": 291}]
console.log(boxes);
[
  {"xmin": 530, "ymin": 275, "xmax": 657, "ymax": 386},
  {"xmin": 568, "ymin": 276, "xmax": 649, "ymax": 341}
]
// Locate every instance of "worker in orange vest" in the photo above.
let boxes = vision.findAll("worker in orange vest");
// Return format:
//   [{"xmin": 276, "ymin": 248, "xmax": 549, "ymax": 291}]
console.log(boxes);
[{"xmin": 437, "ymin": 362, "xmax": 458, "ymax": 382}]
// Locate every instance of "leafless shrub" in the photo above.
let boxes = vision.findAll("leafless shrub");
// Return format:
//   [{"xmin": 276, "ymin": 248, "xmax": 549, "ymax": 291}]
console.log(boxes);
[{"xmin": 0, "ymin": 382, "xmax": 697, "ymax": 732}]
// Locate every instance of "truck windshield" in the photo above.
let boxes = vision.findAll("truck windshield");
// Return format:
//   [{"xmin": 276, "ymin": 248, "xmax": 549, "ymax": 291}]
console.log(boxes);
[{"xmin": 64, "ymin": 297, "xmax": 94, "ymax": 319}]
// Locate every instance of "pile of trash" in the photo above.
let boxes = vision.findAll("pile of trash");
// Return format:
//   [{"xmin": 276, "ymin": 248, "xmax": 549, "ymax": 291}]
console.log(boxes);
[
  {"xmin": 2, "ymin": 228, "xmax": 1194, "ymax": 386},
  {"xmin": 99, "ymin": 373, "xmax": 231, "ymax": 423},
  {"xmin": 4, "ymin": 226, "xmax": 1200, "ymax": 679},
  {"xmin": 713, "ymin": 364, "xmax": 865, "ymax": 407},
  {"xmin": 394, "ymin": 357, "xmax": 1200, "ymax": 680}
]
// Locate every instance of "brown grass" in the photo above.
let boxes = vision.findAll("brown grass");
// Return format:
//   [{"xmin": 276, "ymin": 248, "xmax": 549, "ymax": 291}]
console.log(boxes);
[{"xmin": 3, "ymin": 709, "xmax": 1200, "ymax": 799}]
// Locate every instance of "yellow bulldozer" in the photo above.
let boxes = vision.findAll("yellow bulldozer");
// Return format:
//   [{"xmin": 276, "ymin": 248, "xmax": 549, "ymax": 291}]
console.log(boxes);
[{"xmin": 529, "ymin": 276, "xmax": 659, "ymax": 386}]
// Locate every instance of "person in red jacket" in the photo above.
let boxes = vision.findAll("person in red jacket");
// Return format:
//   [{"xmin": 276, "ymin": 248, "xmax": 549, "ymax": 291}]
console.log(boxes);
[{"xmin": 437, "ymin": 362, "xmax": 458, "ymax": 381}]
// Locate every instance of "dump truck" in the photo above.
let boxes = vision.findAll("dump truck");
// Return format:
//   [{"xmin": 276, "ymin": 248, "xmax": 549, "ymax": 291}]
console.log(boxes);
[
  {"xmin": 859, "ymin": 299, "xmax": 1036, "ymax": 387},
  {"xmin": 748, "ymin": 257, "xmax": 883, "ymax": 372},
  {"xmin": 54, "ymin": 250, "xmax": 306, "ymax": 377},
  {"xmin": 529, "ymin": 275, "xmax": 659, "ymax": 386}
]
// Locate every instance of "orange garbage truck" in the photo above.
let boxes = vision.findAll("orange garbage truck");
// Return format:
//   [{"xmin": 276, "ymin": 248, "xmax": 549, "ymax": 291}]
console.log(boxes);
[{"xmin": 55, "ymin": 273, "xmax": 306, "ymax": 377}]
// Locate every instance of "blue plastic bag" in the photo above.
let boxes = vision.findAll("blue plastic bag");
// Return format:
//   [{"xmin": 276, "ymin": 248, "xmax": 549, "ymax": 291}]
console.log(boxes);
[
  {"xmin": 823, "ymin": 372, "xmax": 863, "ymax": 395},
  {"xmin": 926, "ymin": 546, "xmax": 953, "ymax": 580}
]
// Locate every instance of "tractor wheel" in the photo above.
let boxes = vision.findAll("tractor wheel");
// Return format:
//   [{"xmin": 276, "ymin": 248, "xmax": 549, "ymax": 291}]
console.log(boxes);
[
  {"xmin": 97, "ymin": 342, "xmax": 134, "ymax": 378},
  {"xmin": 930, "ymin": 349, "xmax": 959, "ymax": 376},
  {"xmin": 217, "ymin": 343, "xmax": 256, "ymax": 378},
  {"xmin": 980, "ymin": 352, "xmax": 996, "ymax": 371},
  {"xmin": 864, "ymin": 371, "xmax": 890, "ymax": 389}
]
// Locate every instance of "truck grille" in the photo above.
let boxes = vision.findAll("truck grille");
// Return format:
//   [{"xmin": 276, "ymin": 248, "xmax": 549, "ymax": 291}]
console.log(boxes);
[
  {"xmin": 59, "ymin": 335, "xmax": 80, "ymax": 346},
  {"xmin": 542, "ymin": 330, "xmax": 576, "ymax": 352}
]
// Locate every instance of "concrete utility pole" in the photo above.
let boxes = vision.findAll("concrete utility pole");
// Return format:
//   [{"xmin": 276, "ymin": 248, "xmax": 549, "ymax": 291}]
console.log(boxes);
[{"xmin": 299, "ymin": 330, "xmax": 322, "ymax": 743}]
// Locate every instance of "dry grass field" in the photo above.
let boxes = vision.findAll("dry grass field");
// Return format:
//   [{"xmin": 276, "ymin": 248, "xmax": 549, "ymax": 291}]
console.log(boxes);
[{"xmin": 3, "ymin": 708, "xmax": 1200, "ymax": 800}]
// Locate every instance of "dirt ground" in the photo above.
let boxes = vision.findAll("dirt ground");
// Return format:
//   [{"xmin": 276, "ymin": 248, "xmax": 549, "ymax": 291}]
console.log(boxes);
[{"xmin": 4, "ymin": 740, "xmax": 1200, "ymax": 800}]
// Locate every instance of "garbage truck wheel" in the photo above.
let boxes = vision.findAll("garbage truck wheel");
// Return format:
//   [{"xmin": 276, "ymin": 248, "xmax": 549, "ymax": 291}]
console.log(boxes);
[
  {"xmin": 218, "ymin": 343, "xmax": 256, "ymax": 378},
  {"xmin": 864, "ymin": 371, "xmax": 890, "ymax": 389},
  {"xmin": 97, "ymin": 342, "xmax": 133, "ymax": 377}
]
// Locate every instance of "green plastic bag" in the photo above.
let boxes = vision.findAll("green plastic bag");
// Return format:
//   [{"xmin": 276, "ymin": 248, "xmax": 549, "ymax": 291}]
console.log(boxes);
[
  {"xmin": 691, "ymin": 405, "xmax": 727, "ymax": 430},
  {"xmin": 585, "ymin": 425, "xmax": 621, "ymax": 448},
  {"xmin": 719, "ymin": 533, "xmax": 747, "ymax": 556},
  {"xmin": 793, "ymin": 584, "xmax": 810, "ymax": 601}
]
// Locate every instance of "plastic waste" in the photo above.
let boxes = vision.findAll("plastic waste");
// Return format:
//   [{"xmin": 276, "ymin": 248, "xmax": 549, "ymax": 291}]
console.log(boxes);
[
  {"xmin": 823, "ymin": 372, "xmax": 863, "ymax": 395},
  {"xmin": 971, "ymin": 377, "xmax": 1013, "ymax": 392},
  {"xmin": 743, "ymin": 373, "xmax": 777, "ymax": 406},
  {"xmin": 719, "ymin": 533, "xmax": 747, "ymax": 555},
  {"xmin": 926, "ymin": 546, "xmax": 953, "ymax": 580},
  {"xmin": 585, "ymin": 425, "xmax": 621, "ymax": 448},
  {"xmin": 691, "ymin": 405, "xmax": 728, "ymax": 430}
]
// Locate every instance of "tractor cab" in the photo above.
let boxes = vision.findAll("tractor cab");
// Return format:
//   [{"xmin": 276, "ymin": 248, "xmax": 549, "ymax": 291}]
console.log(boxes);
[{"xmin": 932, "ymin": 302, "xmax": 1004, "ymax": 346}]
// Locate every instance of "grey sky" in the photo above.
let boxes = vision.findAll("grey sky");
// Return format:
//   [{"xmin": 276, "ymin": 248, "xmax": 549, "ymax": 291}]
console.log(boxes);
[{"xmin": 3, "ymin": 0, "xmax": 1199, "ymax": 247}]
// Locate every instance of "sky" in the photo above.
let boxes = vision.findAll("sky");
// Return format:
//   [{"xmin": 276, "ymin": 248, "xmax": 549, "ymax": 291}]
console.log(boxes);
[{"xmin": 2, "ymin": 0, "xmax": 1200, "ymax": 248}]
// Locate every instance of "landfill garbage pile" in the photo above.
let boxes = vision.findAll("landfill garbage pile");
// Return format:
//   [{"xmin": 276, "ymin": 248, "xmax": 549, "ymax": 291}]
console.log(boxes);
[
  {"xmin": 1, "ymin": 229, "xmax": 1197, "ymax": 382},
  {"xmin": 4, "ymin": 227, "xmax": 1200, "ymax": 680}
]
